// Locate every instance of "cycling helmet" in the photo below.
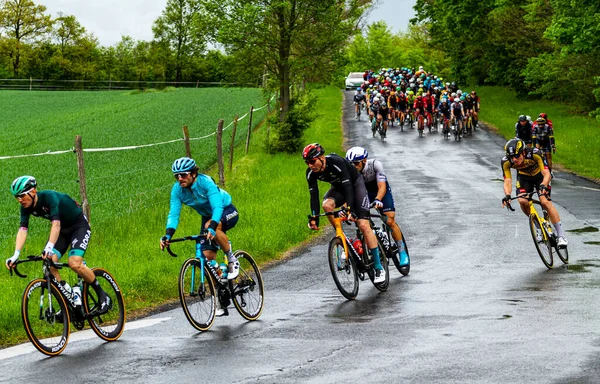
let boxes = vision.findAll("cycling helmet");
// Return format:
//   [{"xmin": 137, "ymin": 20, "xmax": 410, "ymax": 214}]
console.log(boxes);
[
  {"xmin": 536, "ymin": 117, "xmax": 546, "ymax": 125},
  {"xmin": 356, "ymin": 87, "xmax": 362, "ymax": 92},
  {"xmin": 457, "ymin": 90, "xmax": 462, "ymax": 95},
  {"xmin": 539, "ymin": 113, "xmax": 548, "ymax": 120},
  {"xmin": 518, "ymin": 115, "xmax": 527, "ymax": 122},
  {"xmin": 452, "ymin": 82, "xmax": 456, "ymax": 86},
  {"xmin": 345, "ymin": 147, "xmax": 368, "ymax": 162},
  {"xmin": 172, "ymin": 157, "xmax": 197, "ymax": 173},
  {"xmin": 11, "ymin": 176, "xmax": 37, "ymax": 197},
  {"xmin": 302, "ymin": 143, "xmax": 324, "ymax": 161},
  {"xmin": 505, "ymin": 138, "xmax": 525, "ymax": 157}
]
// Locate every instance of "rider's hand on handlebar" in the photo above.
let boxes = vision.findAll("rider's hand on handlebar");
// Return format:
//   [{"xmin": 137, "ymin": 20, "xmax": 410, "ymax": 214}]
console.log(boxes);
[
  {"xmin": 372, "ymin": 199, "xmax": 383, "ymax": 209},
  {"xmin": 5, "ymin": 251, "xmax": 19, "ymax": 270},
  {"xmin": 160, "ymin": 235, "xmax": 171, "ymax": 251},
  {"xmin": 539, "ymin": 184, "xmax": 548, "ymax": 196},
  {"xmin": 307, "ymin": 216, "xmax": 318, "ymax": 230},
  {"xmin": 501, "ymin": 194, "xmax": 512, "ymax": 207}
]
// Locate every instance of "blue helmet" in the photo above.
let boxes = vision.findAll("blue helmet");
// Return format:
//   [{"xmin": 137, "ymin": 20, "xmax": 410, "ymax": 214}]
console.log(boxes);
[
  {"xmin": 172, "ymin": 157, "xmax": 197, "ymax": 173},
  {"xmin": 345, "ymin": 146, "xmax": 368, "ymax": 162}
]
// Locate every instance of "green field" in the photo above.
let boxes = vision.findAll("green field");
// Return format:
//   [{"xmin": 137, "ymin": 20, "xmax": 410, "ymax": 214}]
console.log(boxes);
[
  {"xmin": 0, "ymin": 85, "xmax": 343, "ymax": 346},
  {"xmin": 476, "ymin": 86, "xmax": 600, "ymax": 180}
]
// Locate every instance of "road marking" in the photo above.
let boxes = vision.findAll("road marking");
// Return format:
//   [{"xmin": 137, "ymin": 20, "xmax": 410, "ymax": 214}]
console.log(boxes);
[
  {"xmin": 515, "ymin": 223, "xmax": 519, "ymax": 239},
  {"xmin": 0, "ymin": 317, "xmax": 171, "ymax": 360},
  {"xmin": 580, "ymin": 186, "xmax": 600, "ymax": 192}
]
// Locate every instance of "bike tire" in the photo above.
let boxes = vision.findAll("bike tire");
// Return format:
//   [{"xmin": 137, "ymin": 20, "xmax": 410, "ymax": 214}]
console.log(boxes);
[
  {"xmin": 529, "ymin": 215, "xmax": 553, "ymax": 269},
  {"xmin": 328, "ymin": 237, "xmax": 359, "ymax": 300},
  {"xmin": 229, "ymin": 251, "xmax": 265, "ymax": 321},
  {"xmin": 179, "ymin": 257, "xmax": 217, "ymax": 331},
  {"xmin": 22, "ymin": 278, "xmax": 70, "ymax": 356},
  {"xmin": 555, "ymin": 243, "xmax": 569, "ymax": 264},
  {"xmin": 83, "ymin": 268, "xmax": 126, "ymax": 341}
]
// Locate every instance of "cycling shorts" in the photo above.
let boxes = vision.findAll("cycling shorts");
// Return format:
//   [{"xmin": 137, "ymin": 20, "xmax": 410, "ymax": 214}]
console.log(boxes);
[
  {"xmin": 367, "ymin": 182, "xmax": 395, "ymax": 213},
  {"xmin": 199, "ymin": 204, "xmax": 239, "ymax": 252},
  {"xmin": 537, "ymin": 140, "xmax": 552, "ymax": 152},
  {"xmin": 53, "ymin": 214, "xmax": 91, "ymax": 259},
  {"xmin": 323, "ymin": 175, "xmax": 370, "ymax": 220},
  {"xmin": 516, "ymin": 173, "xmax": 551, "ymax": 198}
]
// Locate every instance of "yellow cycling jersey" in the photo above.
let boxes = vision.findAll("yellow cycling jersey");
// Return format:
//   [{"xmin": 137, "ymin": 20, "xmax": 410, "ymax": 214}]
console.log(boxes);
[{"xmin": 501, "ymin": 147, "xmax": 547, "ymax": 179}]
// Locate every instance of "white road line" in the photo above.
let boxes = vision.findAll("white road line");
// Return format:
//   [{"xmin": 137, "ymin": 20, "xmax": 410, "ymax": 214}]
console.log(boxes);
[
  {"xmin": 0, "ymin": 317, "xmax": 171, "ymax": 360},
  {"xmin": 580, "ymin": 186, "xmax": 600, "ymax": 192}
]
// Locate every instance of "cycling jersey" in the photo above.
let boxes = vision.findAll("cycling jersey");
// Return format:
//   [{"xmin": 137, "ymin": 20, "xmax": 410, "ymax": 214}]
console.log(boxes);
[
  {"xmin": 438, "ymin": 103, "xmax": 451, "ymax": 118},
  {"xmin": 19, "ymin": 190, "xmax": 83, "ymax": 229},
  {"xmin": 19, "ymin": 190, "xmax": 90, "ymax": 258},
  {"xmin": 451, "ymin": 102, "xmax": 463, "ymax": 117},
  {"xmin": 166, "ymin": 174, "xmax": 232, "ymax": 234},
  {"xmin": 306, "ymin": 154, "xmax": 369, "ymax": 224},
  {"xmin": 515, "ymin": 121, "xmax": 533, "ymax": 144},
  {"xmin": 354, "ymin": 93, "xmax": 366, "ymax": 103},
  {"xmin": 532, "ymin": 124, "xmax": 555, "ymax": 148},
  {"xmin": 501, "ymin": 147, "xmax": 547, "ymax": 179}
]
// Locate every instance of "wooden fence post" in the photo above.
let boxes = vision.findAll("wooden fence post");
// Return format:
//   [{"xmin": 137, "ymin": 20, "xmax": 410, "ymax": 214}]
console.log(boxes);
[
  {"xmin": 74, "ymin": 135, "xmax": 91, "ymax": 221},
  {"xmin": 216, "ymin": 119, "xmax": 225, "ymax": 186},
  {"xmin": 182, "ymin": 125, "xmax": 192, "ymax": 158},
  {"xmin": 245, "ymin": 106, "xmax": 254, "ymax": 154},
  {"xmin": 229, "ymin": 115, "xmax": 238, "ymax": 171}
]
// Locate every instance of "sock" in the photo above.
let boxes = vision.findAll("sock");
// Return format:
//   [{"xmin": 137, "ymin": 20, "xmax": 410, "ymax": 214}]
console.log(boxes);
[
  {"xmin": 396, "ymin": 239, "xmax": 404, "ymax": 251},
  {"xmin": 370, "ymin": 247, "xmax": 382, "ymax": 270},
  {"xmin": 225, "ymin": 250, "xmax": 236, "ymax": 263},
  {"xmin": 554, "ymin": 221, "xmax": 565, "ymax": 238}
]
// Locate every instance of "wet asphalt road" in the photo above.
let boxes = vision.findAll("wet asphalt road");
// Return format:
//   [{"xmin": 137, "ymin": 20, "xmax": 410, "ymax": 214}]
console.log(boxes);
[{"xmin": 2, "ymin": 92, "xmax": 600, "ymax": 383}]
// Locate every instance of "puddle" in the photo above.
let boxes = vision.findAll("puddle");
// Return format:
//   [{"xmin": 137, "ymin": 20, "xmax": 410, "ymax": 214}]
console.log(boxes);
[
  {"xmin": 584, "ymin": 241, "xmax": 600, "ymax": 245},
  {"xmin": 566, "ymin": 226, "xmax": 599, "ymax": 233},
  {"xmin": 566, "ymin": 261, "xmax": 600, "ymax": 273}
]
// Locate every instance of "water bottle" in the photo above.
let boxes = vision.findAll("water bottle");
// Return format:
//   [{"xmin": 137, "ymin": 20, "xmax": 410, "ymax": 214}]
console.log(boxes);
[
  {"xmin": 208, "ymin": 260, "xmax": 222, "ymax": 277},
  {"xmin": 219, "ymin": 263, "xmax": 228, "ymax": 280},
  {"xmin": 352, "ymin": 238, "xmax": 363, "ymax": 255},
  {"xmin": 72, "ymin": 286, "xmax": 82, "ymax": 306}
]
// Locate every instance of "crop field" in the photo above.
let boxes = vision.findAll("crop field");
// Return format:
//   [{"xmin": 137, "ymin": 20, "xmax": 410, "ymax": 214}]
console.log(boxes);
[{"xmin": 0, "ymin": 87, "xmax": 269, "ymax": 344}]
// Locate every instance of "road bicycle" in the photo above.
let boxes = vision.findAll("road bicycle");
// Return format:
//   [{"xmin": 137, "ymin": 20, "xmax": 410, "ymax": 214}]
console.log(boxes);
[
  {"xmin": 417, "ymin": 112, "xmax": 425, "ymax": 138},
  {"xmin": 465, "ymin": 114, "xmax": 473, "ymax": 137},
  {"xmin": 369, "ymin": 209, "xmax": 410, "ymax": 276},
  {"xmin": 441, "ymin": 116, "xmax": 451, "ymax": 140},
  {"xmin": 506, "ymin": 193, "xmax": 568, "ymax": 269},
  {"xmin": 10, "ymin": 255, "xmax": 125, "ymax": 357},
  {"xmin": 165, "ymin": 234, "xmax": 264, "ymax": 331},
  {"xmin": 426, "ymin": 110, "xmax": 434, "ymax": 132},
  {"xmin": 354, "ymin": 101, "xmax": 365, "ymax": 121},
  {"xmin": 313, "ymin": 209, "xmax": 389, "ymax": 300},
  {"xmin": 371, "ymin": 118, "xmax": 386, "ymax": 141},
  {"xmin": 451, "ymin": 117, "xmax": 462, "ymax": 142},
  {"xmin": 398, "ymin": 110, "xmax": 406, "ymax": 131}
]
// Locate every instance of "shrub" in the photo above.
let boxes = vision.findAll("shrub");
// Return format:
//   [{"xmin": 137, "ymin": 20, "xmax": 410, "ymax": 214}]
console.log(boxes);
[{"xmin": 269, "ymin": 92, "xmax": 316, "ymax": 153}]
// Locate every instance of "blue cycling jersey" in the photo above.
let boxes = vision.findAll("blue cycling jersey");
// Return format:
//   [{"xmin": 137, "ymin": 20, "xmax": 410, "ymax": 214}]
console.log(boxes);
[{"xmin": 166, "ymin": 174, "xmax": 232, "ymax": 232}]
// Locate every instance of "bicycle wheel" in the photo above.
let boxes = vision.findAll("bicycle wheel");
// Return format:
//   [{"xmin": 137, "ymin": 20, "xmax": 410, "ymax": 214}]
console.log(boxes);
[
  {"xmin": 328, "ymin": 237, "xmax": 359, "ymax": 300},
  {"xmin": 529, "ymin": 215, "xmax": 553, "ymax": 269},
  {"xmin": 22, "ymin": 279, "xmax": 70, "ymax": 356},
  {"xmin": 555, "ymin": 243, "xmax": 569, "ymax": 264},
  {"xmin": 83, "ymin": 268, "xmax": 126, "ymax": 341},
  {"xmin": 179, "ymin": 258, "xmax": 216, "ymax": 331},
  {"xmin": 229, "ymin": 251, "xmax": 264, "ymax": 321},
  {"xmin": 369, "ymin": 240, "xmax": 389, "ymax": 291}
]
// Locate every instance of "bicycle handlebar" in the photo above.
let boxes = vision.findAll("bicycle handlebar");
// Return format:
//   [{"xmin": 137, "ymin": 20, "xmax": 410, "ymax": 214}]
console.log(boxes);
[
  {"xmin": 9, "ymin": 255, "xmax": 66, "ymax": 279},
  {"xmin": 163, "ymin": 234, "xmax": 208, "ymax": 258},
  {"xmin": 505, "ymin": 192, "xmax": 551, "ymax": 212}
]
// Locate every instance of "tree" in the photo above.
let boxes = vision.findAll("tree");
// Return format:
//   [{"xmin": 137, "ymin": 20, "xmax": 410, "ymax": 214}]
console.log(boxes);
[
  {"xmin": 204, "ymin": 0, "xmax": 374, "ymax": 122},
  {"xmin": 0, "ymin": 0, "xmax": 53, "ymax": 76},
  {"xmin": 152, "ymin": 0, "xmax": 207, "ymax": 82},
  {"xmin": 52, "ymin": 12, "xmax": 85, "ymax": 55}
]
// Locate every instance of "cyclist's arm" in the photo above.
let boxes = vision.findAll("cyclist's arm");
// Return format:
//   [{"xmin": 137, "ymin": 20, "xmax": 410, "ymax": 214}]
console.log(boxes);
[
  {"xmin": 165, "ymin": 184, "xmax": 183, "ymax": 237},
  {"xmin": 45, "ymin": 193, "xmax": 62, "ymax": 248},
  {"xmin": 307, "ymin": 170, "xmax": 321, "ymax": 225},
  {"xmin": 373, "ymin": 160, "xmax": 388, "ymax": 201},
  {"xmin": 14, "ymin": 227, "xmax": 28, "ymax": 253},
  {"xmin": 501, "ymin": 158, "xmax": 513, "ymax": 195},
  {"xmin": 533, "ymin": 153, "xmax": 551, "ymax": 186},
  {"xmin": 204, "ymin": 178, "xmax": 225, "ymax": 228},
  {"xmin": 48, "ymin": 220, "xmax": 61, "ymax": 245},
  {"xmin": 548, "ymin": 126, "xmax": 555, "ymax": 148}
]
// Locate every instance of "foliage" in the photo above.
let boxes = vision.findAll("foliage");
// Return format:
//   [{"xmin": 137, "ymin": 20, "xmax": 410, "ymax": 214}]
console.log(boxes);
[{"xmin": 269, "ymin": 91, "xmax": 317, "ymax": 153}]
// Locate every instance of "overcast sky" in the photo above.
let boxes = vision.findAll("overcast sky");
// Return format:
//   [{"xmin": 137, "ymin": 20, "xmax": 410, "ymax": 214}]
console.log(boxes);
[{"xmin": 37, "ymin": 0, "xmax": 417, "ymax": 47}]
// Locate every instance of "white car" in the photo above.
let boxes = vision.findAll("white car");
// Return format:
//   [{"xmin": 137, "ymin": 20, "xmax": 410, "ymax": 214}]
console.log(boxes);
[{"xmin": 345, "ymin": 72, "xmax": 364, "ymax": 90}]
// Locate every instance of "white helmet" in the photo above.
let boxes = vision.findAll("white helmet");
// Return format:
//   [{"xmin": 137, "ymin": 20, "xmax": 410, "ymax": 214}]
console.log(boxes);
[
  {"xmin": 372, "ymin": 96, "xmax": 380, "ymax": 103},
  {"xmin": 345, "ymin": 147, "xmax": 368, "ymax": 162},
  {"xmin": 457, "ymin": 89, "xmax": 462, "ymax": 95}
]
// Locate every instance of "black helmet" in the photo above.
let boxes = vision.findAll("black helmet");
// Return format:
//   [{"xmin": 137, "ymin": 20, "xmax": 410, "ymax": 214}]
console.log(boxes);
[
  {"xmin": 505, "ymin": 138, "xmax": 525, "ymax": 157},
  {"xmin": 302, "ymin": 143, "xmax": 324, "ymax": 161},
  {"xmin": 518, "ymin": 115, "xmax": 527, "ymax": 122}
]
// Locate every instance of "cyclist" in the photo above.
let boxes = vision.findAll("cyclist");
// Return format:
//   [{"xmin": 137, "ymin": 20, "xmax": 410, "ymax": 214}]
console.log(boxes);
[
  {"xmin": 5, "ymin": 176, "xmax": 111, "ymax": 314},
  {"xmin": 539, "ymin": 113, "xmax": 553, "ymax": 129},
  {"xmin": 532, "ymin": 117, "xmax": 556, "ymax": 174},
  {"xmin": 160, "ymin": 157, "xmax": 240, "ymax": 283},
  {"xmin": 501, "ymin": 139, "xmax": 568, "ymax": 248},
  {"xmin": 438, "ymin": 97, "xmax": 451, "ymax": 134},
  {"xmin": 304, "ymin": 143, "xmax": 386, "ymax": 283},
  {"xmin": 515, "ymin": 115, "xmax": 533, "ymax": 147},
  {"xmin": 353, "ymin": 87, "xmax": 366, "ymax": 117},
  {"xmin": 345, "ymin": 147, "xmax": 410, "ymax": 268},
  {"xmin": 450, "ymin": 97, "xmax": 464, "ymax": 135}
]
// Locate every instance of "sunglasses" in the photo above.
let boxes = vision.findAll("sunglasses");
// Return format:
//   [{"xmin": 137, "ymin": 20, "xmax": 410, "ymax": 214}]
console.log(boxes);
[
  {"xmin": 509, "ymin": 154, "xmax": 521, "ymax": 159},
  {"xmin": 305, "ymin": 158, "xmax": 318, "ymax": 165},
  {"xmin": 174, "ymin": 172, "xmax": 191, "ymax": 179}
]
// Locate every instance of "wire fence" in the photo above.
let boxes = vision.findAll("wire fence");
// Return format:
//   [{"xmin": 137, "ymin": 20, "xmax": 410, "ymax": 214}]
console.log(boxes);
[{"xmin": 0, "ymin": 95, "xmax": 276, "ymax": 223}]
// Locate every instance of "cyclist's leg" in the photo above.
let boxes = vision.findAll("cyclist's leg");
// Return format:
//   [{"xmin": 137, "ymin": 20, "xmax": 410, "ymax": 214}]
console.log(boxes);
[
  {"xmin": 64, "ymin": 223, "xmax": 95, "ymax": 283},
  {"xmin": 354, "ymin": 176, "xmax": 383, "ymax": 270},
  {"xmin": 323, "ymin": 188, "xmax": 344, "ymax": 227},
  {"xmin": 516, "ymin": 176, "xmax": 533, "ymax": 216}
]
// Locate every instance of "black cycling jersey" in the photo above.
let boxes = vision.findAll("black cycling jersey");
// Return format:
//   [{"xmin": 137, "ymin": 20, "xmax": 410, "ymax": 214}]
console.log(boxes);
[
  {"xmin": 515, "ymin": 121, "xmax": 533, "ymax": 144},
  {"xmin": 20, "ymin": 190, "xmax": 83, "ymax": 229},
  {"xmin": 306, "ymin": 154, "xmax": 359, "ymax": 221}
]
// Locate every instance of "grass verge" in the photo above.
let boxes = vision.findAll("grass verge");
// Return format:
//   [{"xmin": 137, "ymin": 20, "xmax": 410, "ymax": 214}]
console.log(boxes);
[{"xmin": 476, "ymin": 86, "xmax": 600, "ymax": 180}]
